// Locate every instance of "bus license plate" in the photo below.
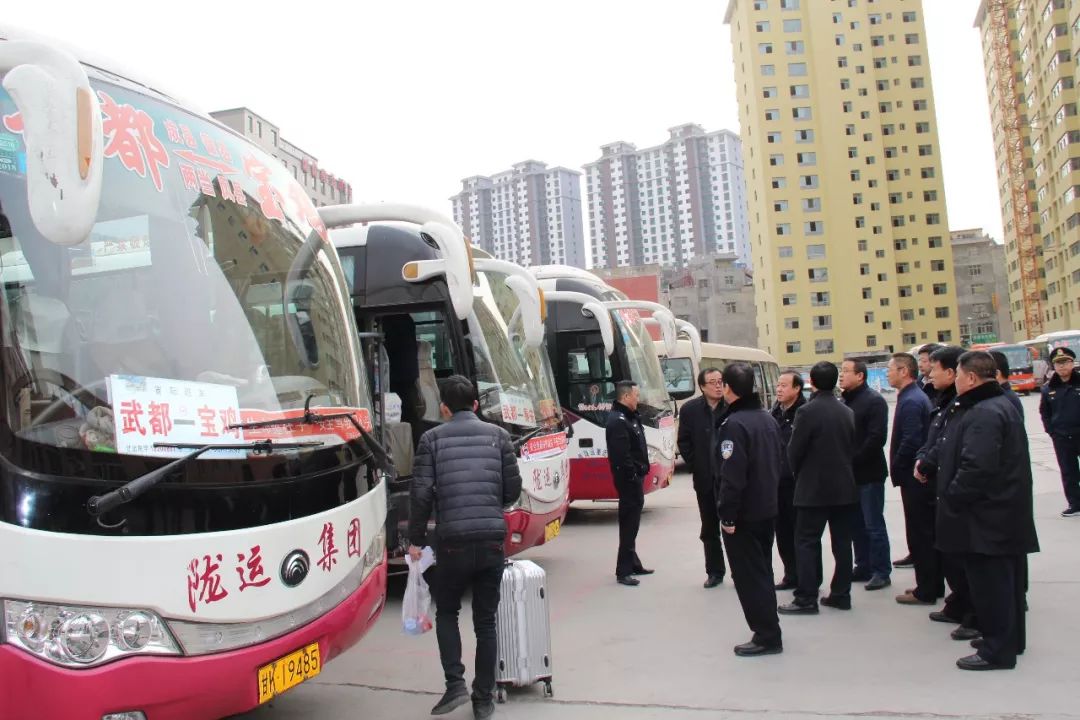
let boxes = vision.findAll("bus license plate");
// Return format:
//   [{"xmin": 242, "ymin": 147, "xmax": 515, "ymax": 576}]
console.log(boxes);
[
  {"xmin": 544, "ymin": 519, "xmax": 561, "ymax": 542},
  {"xmin": 257, "ymin": 642, "xmax": 321, "ymax": 704}
]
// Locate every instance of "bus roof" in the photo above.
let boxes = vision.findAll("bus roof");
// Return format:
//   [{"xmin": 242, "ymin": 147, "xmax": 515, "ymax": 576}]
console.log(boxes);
[
  {"xmin": 1034, "ymin": 330, "xmax": 1080, "ymax": 341},
  {"xmin": 655, "ymin": 338, "xmax": 777, "ymax": 365}
]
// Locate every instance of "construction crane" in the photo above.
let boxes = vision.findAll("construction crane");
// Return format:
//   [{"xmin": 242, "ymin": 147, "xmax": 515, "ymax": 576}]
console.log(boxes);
[{"xmin": 983, "ymin": 0, "xmax": 1044, "ymax": 337}]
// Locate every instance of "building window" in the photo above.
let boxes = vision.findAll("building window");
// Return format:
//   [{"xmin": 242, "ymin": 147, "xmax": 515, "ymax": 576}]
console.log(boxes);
[
  {"xmin": 771, "ymin": 177, "xmax": 787, "ymax": 188},
  {"xmin": 759, "ymin": 43, "xmax": 774, "ymax": 55},
  {"xmin": 789, "ymin": 62, "xmax": 808, "ymax": 76},
  {"xmin": 762, "ymin": 64, "xmax": 776, "ymax": 75},
  {"xmin": 793, "ymin": 106, "xmax": 812, "ymax": 120},
  {"xmin": 805, "ymin": 221, "xmax": 824, "ymax": 235},
  {"xmin": 867, "ymin": 335, "xmax": 878, "ymax": 347},
  {"xmin": 780, "ymin": 270, "xmax": 796, "ymax": 282},
  {"xmin": 779, "ymin": 245, "xmax": 794, "ymax": 257},
  {"xmin": 765, "ymin": 109, "xmax": 780, "ymax": 121},
  {"xmin": 796, "ymin": 129, "xmax": 814, "ymax": 142},
  {"xmin": 776, "ymin": 223, "xmax": 791, "ymax": 235},
  {"xmin": 786, "ymin": 341, "xmax": 802, "ymax": 353},
  {"xmin": 935, "ymin": 307, "xmax": 950, "ymax": 319},
  {"xmin": 862, "ymin": 288, "xmax": 872, "ymax": 300},
  {"xmin": 968, "ymin": 265, "xmax": 982, "ymax": 277},
  {"xmin": 764, "ymin": 86, "xmax": 779, "ymax": 99},
  {"xmin": 809, "ymin": 267, "xmax": 828, "ymax": 282},
  {"xmin": 938, "ymin": 330, "xmax": 952, "ymax": 342},
  {"xmin": 815, "ymin": 339, "xmax": 834, "ymax": 355},
  {"xmin": 785, "ymin": 317, "xmax": 800, "ymax": 329},
  {"xmin": 811, "ymin": 291, "xmax": 831, "ymax": 306},
  {"xmin": 931, "ymin": 259, "xmax": 945, "ymax": 271},
  {"xmin": 785, "ymin": 41, "xmax": 805, "ymax": 55},
  {"xmin": 814, "ymin": 315, "xmax": 833, "ymax": 330},
  {"xmin": 756, "ymin": 21, "xmax": 771, "ymax": 32},
  {"xmin": 783, "ymin": 18, "xmax": 802, "ymax": 32},
  {"xmin": 791, "ymin": 84, "xmax": 811, "ymax": 98},
  {"xmin": 933, "ymin": 283, "xmax": 948, "ymax": 295},
  {"xmin": 782, "ymin": 293, "xmax": 797, "ymax": 306},
  {"xmin": 797, "ymin": 151, "xmax": 817, "ymax": 165}
]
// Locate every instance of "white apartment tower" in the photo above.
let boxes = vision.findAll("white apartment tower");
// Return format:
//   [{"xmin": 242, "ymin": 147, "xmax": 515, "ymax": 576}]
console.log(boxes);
[
  {"xmin": 450, "ymin": 161, "xmax": 586, "ymax": 268},
  {"xmin": 584, "ymin": 124, "xmax": 751, "ymax": 270}
]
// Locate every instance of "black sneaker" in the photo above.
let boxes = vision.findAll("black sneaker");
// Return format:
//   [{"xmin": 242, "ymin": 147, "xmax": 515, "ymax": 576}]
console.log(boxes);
[
  {"xmin": 893, "ymin": 554, "xmax": 914, "ymax": 568},
  {"xmin": 1062, "ymin": 507, "xmax": 1080, "ymax": 518},
  {"xmin": 431, "ymin": 687, "xmax": 470, "ymax": 716},
  {"xmin": 778, "ymin": 601, "xmax": 819, "ymax": 615},
  {"xmin": 473, "ymin": 699, "xmax": 495, "ymax": 719}
]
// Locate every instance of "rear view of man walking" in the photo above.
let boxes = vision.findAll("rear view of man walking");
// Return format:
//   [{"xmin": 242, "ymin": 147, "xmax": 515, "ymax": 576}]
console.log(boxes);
[{"xmin": 409, "ymin": 376, "xmax": 523, "ymax": 719}]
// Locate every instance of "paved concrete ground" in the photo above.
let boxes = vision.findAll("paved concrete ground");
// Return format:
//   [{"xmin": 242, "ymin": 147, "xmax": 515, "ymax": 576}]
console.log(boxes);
[{"xmin": 242, "ymin": 394, "xmax": 1079, "ymax": 720}]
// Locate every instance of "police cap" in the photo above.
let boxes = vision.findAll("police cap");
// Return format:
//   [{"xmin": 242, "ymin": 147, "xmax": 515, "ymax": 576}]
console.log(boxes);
[{"xmin": 1050, "ymin": 346, "xmax": 1076, "ymax": 363}]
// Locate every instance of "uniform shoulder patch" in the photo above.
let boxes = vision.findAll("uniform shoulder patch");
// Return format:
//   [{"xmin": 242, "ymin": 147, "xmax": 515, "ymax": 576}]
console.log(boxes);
[{"xmin": 720, "ymin": 440, "xmax": 734, "ymax": 459}]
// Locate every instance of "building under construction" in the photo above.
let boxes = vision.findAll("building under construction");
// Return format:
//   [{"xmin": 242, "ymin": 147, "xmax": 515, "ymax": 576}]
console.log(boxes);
[{"xmin": 975, "ymin": 0, "xmax": 1078, "ymax": 338}]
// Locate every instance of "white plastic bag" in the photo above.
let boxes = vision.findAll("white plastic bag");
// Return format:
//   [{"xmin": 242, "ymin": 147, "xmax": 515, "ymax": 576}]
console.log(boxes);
[{"xmin": 402, "ymin": 547, "xmax": 436, "ymax": 635}]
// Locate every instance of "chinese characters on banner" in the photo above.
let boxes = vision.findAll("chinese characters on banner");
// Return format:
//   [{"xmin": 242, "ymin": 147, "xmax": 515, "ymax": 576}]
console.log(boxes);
[
  {"xmin": 500, "ymin": 393, "xmax": 538, "ymax": 427},
  {"xmin": 109, "ymin": 375, "xmax": 242, "ymax": 458},
  {"xmin": 185, "ymin": 517, "xmax": 365, "ymax": 613},
  {"xmin": 520, "ymin": 432, "xmax": 568, "ymax": 461}
]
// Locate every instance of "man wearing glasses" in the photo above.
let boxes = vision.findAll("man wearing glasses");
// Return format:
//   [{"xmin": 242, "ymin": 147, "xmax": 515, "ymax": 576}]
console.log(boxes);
[
  {"xmin": 1039, "ymin": 346, "xmax": 1080, "ymax": 517},
  {"xmin": 677, "ymin": 367, "xmax": 728, "ymax": 589}
]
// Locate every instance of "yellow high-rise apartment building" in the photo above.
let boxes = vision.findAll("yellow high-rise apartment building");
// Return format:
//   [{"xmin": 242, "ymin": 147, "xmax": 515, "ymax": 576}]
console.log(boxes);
[
  {"xmin": 975, "ymin": 0, "xmax": 1078, "ymax": 339},
  {"xmin": 725, "ymin": 0, "xmax": 958, "ymax": 365}
]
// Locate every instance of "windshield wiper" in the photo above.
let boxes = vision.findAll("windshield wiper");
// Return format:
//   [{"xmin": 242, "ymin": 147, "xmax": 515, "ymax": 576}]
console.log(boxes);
[
  {"xmin": 86, "ymin": 439, "xmax": 323, "ymax": 517},
  {"xmin": 226, "ymin": 394, "xmax": 396, "ymax": 478}
]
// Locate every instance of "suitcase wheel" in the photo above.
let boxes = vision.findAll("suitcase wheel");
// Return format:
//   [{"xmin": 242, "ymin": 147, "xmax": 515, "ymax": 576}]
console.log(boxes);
[
  {"xmin": 495, "ymin": 686, "xmax": 508, "ymax": 704},
  {"xmin": 543, "ymin": 681, "xmax": 554, "ymax": 699}
]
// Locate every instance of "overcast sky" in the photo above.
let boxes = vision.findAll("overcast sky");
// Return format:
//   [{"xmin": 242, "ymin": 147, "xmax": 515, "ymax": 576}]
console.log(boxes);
[{"xmin": 6, "ymin": 0, "xmax": 1003, "ymax": 245}]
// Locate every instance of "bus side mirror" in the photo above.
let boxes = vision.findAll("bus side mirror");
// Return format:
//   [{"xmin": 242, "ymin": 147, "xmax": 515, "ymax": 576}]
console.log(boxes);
[{"xmin": 0, "ymin": 42, "xmax": 103, "ymax": 246}]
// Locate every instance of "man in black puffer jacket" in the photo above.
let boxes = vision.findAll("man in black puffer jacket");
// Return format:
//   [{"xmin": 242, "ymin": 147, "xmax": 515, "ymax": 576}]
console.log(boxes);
[
  {"xmin": 935, "ymin": 352, "xmax": 1039, "ymax": 671},
  {"xmin": 409, "ymin": 375, "xmax": 522, "ymax": 718}
]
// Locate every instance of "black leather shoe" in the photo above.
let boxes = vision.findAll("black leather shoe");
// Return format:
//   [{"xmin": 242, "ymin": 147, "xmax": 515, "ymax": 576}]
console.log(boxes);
[
  {"xmin": 929, "ymin": 610, "xmax": 961, "ymax": 624},
  {"xmin": 864, "ymin": 576, "xmax": 892, "ymax": 591},
  {"xmin": 431, "ymin": 687, "xmax": 470, "ymax": 715},
  {"xmin": 956, "ymin": 653, "xmax": 1013, "ymax": 671},
  {"xmin": 631, "ymin": 567, "xmax": 655, "ymax": 576},
  {"xmin": 616, "ymin": 575, "xmax": 640, "ymax": 586},
  {"xmin": 893, "ymin": 554, "xmax": 914, "ymax": 568},
  {"xmin": 473, "ymin": 699, "xmax": 495, "ymax": 719},
  {"xmin": 734, "ymin": 641, "xmax": 783, "ymax": 657},
  {"xmin": 820, "ymin": 594, "xmax": 852, "ymax": 610},
  {"xmin": 704, "ymin": 574, "xmax": 724, "ymax": 589},
  {"xmin": 778, "ymin": 601, "xmax": 819, "ymax": 615},
  {"xmin": 951, "ymin": 626, "xmax": 981, "ymax": 641},
  {"xmin": 852, "ymin": 567, "xmax": 873, "ymax": 582},
  {"xmin": 774, "ymin": 579, "xmax": 797, "ymax": 591}
]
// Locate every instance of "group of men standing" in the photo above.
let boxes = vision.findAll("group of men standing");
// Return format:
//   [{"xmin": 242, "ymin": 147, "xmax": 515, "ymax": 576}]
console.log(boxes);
[{"xmin": 666, "ymin": 346, "xmax": 1040, "ymax": 671}]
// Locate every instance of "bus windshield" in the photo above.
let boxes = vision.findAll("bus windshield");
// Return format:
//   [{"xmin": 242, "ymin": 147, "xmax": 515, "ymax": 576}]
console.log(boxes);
[
  {"xmin": 468, "ymin": 289, "xmax": 553, "ymax": 431},
  {"xmin": 0, "ymin": 79, "xmax": 369, "ymax": 458},
  {"xmin": 996, "ymin": 345, "xmax": 1033, "ymax": 372},
  {"xmin": 611, "ymin": 309, "xmax": 673, "ymax": 414},
  {"xmin": 1046, "ymin": 333, "xmax": 1080, "ymax": 357},
  {"xmin": 661, "ymin": 356, "xmax": 695, "ymax": 396}
]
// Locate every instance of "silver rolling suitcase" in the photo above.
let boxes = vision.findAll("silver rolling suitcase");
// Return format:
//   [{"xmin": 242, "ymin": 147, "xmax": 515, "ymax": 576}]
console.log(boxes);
[{"xmin": 494, "ymin": 559, "xmax": 553, "ymax": 702}]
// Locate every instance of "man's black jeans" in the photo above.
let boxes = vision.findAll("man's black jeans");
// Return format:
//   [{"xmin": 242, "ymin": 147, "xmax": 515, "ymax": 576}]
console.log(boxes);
[{"xmin": 429, "ymin": 540, "xmax": 505, "ymax": 702}]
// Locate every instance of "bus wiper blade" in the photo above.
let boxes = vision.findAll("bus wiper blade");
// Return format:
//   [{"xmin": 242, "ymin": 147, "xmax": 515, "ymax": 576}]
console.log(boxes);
[
  {"xmin": 513, "ymin": 425, "xmax": 547, "ymax": 451},
  {"xmin": 86, "ymin": 439, "xmax": 323, "ymax": 517},
  {"xmin": 227, "ymin": 395, "xmax": 396, "ymax": 478}
]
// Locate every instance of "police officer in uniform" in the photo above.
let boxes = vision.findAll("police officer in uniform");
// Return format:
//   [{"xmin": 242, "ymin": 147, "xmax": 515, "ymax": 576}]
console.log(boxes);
[
  {"xmin": 714, "ymin": 362, "xmax": 783, "ymax": 656},
  {"xmin": 606, "ymin": 380, "xmax": 654, "ymax": 586},
  {"xmin": 1039, "ymin": 346, "xmax": 1080, "ymax": 517}
]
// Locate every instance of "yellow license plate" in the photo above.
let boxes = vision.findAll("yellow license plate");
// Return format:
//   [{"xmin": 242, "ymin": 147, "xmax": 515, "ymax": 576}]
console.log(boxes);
[
  {"xmin": 544, "ymin": 519, "xmax": 561, "ymax": 542},
  {"xmin": 257, "ymin": 642, "xmax": 321, "ymax": 704}
]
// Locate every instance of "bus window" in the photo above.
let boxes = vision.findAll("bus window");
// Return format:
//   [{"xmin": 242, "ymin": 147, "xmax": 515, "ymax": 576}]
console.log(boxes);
[
  {"xmin": 752, "ymin": 364, "xmax": 766, "ymax": 400},
  {"xmin": 661, "ymin": 356, "xmax": 695, "ymax": 399},
  {"xmin": 564, "ymin": 342, "xmax": 614, "ymax": 411}
]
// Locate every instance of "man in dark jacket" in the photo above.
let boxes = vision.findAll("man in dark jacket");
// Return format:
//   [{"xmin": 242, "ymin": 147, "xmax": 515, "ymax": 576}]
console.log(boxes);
[
  {"xmin": 677, "ymin": 367, "xmax": 727, "ymax": 588},
  {"xmin": 936, "ymin": 351, "xmax": 1039, "ymax": 671},
  {"xmin": 888, "ymin": 352, "xmax": 932, "ymax": 576},
  {"xmin": 606, "ymin": 380, "xmax": 653, "ymax": 586},
  {"xmin": 1039, "ymin": 346, "xmax": 1080, "ymax": 517},
  {"xmin": 770, "ymin": 370, "xmax": 806, "ymax": 590},
  {"xmin": 840, "ymin": 359, "xmax": 891, "ymax": 591},
  {"xmin": 779, "ymin": 362, "xmax": 858, "ymax": 614},
  {"xmin": 990, "ymin": 350, "xmax": 1024, "ymax": 422},
  {"xmin": 896, "ymin": 345, "xmax": 962, "ymax": 606},
  {"xmin": 714, "ymin": 362, "xmax": 783, "ymax": 656},
  {"xmin": 409, "ymin": 375, "xmax": 523, "ymax": 717}
]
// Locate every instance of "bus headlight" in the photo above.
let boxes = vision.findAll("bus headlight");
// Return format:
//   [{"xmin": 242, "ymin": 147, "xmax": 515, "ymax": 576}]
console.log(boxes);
[
  {"xmin": 506, "ymin": 491, "xmax": 534, "ymax": 514},
  {"xmin": 3, "ymin": 600, "xmax": 180, "ymax": 668}
]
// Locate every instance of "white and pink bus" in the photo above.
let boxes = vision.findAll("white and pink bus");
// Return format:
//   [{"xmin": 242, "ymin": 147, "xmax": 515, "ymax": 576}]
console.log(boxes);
[
  {"xmin": 531, "ymin": 266, "xmax": 677, "ymax": 502},
  {"xmin": 0, "ymin": 30, "xmax": 389, "ymax": 719}
]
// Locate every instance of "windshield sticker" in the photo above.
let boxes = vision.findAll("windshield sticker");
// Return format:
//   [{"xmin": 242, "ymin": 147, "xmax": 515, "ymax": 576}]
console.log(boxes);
[
  {"xmin": 109, "ymin": 374, "xmax": 243, "ymax": 457},
  {"xmin": 237, "ymin": 407, "xmax": 373, "ymax": 442},
  {"xmin": 659, "ymin": 416, "xmax": 675, "ymax": 428},
  {"xmin": 576, "ymin": 402, "xmax": 612, "ymax": 412},
  {"xmin": 2, "ymin": 112, "xmax": 23, "ymax": 134},
  {"xmin": 99, "ymin": 91, "xmax": 171, "ymax": 192},
  {"xmin": 521, "ymin": 432, "xmax": 568, "ymax": 461},
  {"xmin": 500, "ymin": 393, "xmax": 538, "ymax": 427}
]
